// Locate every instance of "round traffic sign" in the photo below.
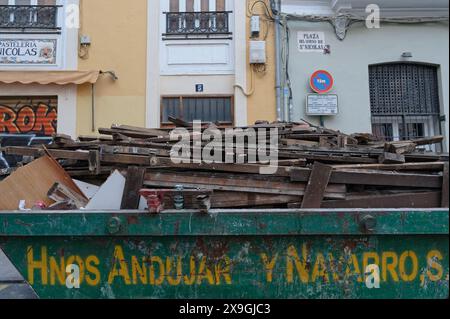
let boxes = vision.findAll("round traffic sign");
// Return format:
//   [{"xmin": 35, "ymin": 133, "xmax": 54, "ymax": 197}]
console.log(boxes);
[{"xmin": 310, "ymin": 70, "xmax": 334, "ymax": 94}]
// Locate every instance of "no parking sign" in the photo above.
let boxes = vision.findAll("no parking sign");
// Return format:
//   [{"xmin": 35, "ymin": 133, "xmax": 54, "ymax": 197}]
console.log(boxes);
[{"xmin": 310, "ymin": 70, "xmax": 334, "ymax": 94}]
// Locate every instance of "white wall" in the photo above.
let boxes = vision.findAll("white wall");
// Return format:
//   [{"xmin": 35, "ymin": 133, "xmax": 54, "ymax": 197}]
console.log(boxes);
[
  {"xmin": 285, "ymin": 20, "xmax": 449, "ymax": 150},
  {"xmin": 0, "ymin": 0, "xmax": 79, "ymax": 137},
  {"xmin": 160, "ymin": 75, "xmax": 235, "ymax": 95},
  {"xmin": 147, "ymin": 0, "xmax": 248, "ymax": 127},
  {"xmin": 0, "ymin": 0, "xmax": 79, "ymax": 71},
  {"xmin": 159, "ymin": 0, "xmax": 235, "ymax": 75}
]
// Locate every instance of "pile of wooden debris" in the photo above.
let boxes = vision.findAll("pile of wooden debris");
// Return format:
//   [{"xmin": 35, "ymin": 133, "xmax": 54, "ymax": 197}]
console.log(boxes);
[{"xmin": 0, "ymin": 119, "xmax": 448, "ymax": 211}]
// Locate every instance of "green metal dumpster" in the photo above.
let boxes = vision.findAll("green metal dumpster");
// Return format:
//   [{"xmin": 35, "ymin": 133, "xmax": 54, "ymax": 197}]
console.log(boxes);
[{"xmin": 0, "ymin": 208, "xmax": 448, "ymax": 299}]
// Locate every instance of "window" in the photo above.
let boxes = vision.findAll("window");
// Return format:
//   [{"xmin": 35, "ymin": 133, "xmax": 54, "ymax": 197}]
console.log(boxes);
[
  {"xmin": 369, "ymin": 63, "xmax": 443, "ymax": 151},
  {"xmin": 0, "ymin": 0, "xmax": 59, "ymax": 31},
  {"xmin": 164, "ymin": 0, "xmax": 231, "ymax": 39},
  {"xmin": 161, "ymin": 96, "xmax": 233, "ymax": 126},
  {"xmin": 372, "ymin": 123, "xmax": 394, "ymax": 142}
]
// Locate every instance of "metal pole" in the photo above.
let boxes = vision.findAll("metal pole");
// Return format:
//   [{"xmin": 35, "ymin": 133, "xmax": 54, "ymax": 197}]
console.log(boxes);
[
  {"xmin": 91, "ymin": 83, "xmax": 95, "ymax": 132},
  {"xmin": 274, "ymin": 0, "xmax": 283, "ymax": 121}
]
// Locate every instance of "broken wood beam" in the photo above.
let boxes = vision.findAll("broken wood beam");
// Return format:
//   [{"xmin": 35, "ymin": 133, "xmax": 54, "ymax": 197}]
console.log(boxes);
[
  {"xmin": 121, "ymin": 166, "xmax": 146, "ymax": 209},
  {"xmin": 301, "ymin": 162, "xmax": 333, "ymax": 209},
  {"xmin": 379, "ymin": 152, "xmax": 406, "ymax": 164},
  {"xmin": 322, "ymin": 192, "xmax": 442, "ymax": 209},
  {"xmin": 291, "ymin": 168, "xmax": 442, "ymax": 188},
  {"xmin": 140, "ymin": 171, "xmax": 346, "ymax": 199},
  {"xmin": 47, "ymin": 182, "xmax": 89, "ymax": 209}
]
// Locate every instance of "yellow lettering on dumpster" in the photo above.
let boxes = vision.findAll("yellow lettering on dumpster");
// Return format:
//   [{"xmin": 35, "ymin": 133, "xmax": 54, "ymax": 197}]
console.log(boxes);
[
  {"xmin": 27, "ymin": 246, "xmax": 48, "ymax": 285},
  {"xmin": 215, "ymin": 256, "xmax": 232, "ymax": 285},
  {"xmin": 382, "ymin": 252, "xmax": 399, "ymax": 282},
  {"xmin": 399, "ymin": 251, "xmax": 419, "ymax": 282},
  {"xmin": 131, "ymin": 256, "xmax": 147, "ymax": 285},
  {"xmin": 49, "ymin": 256, "xmax": 65, "ymax": 286},
  {"xmin": 108, "ymin": 246, "xmax": 131, "ymax": 285},
  {"xmin": 327, "ymin": 254, "xmax": 340, "ymax": 282},
  {"xmin": 311, "ymin": 253, "xmax": 329, "ymax": 283},
  {"xmin": 183, "ymin": 256, "xmax": 197, "ymax": 285},
  {"xmin": 23, "ymin": 245, "xmax": 445, "ymax": 289},
  {"xmin": 426, "ymin": 250, "xmax": 444, "ymax": 282},
  {"xmin": 166, "ymin": 257, "xmax": 182, "ymax": 286},
  {"xmin": 196, "ymin": 256, "xmax": 215, "ymax": 285},
  {"xmin": 345, "ymin": 254, "xmax": 363, "ymax": 283},
  {"xmin": 149, "ymin": 256, "xmax": 165, "ymax": 285},
  {"xmin": 85, "ymin": 255, "xmax": 101, "ymax": 286},
  {"xmin": 286, "ymin": 244, "xmax": 309, "ymax": 283},
  {"xmin": 261, "ymin": 253, "xmax": 278, "ymax": 283}
]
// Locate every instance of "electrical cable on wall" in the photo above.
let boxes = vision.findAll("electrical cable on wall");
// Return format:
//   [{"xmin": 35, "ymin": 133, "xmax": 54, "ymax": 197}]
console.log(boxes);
[
  {"xmin": 236, "ymin": 0, "xmax": 274, "ymax": 97},
  {"xmin": 282, "ymin": 13, "xmax": 449, "ymax": 40},
  {"xmin": 248, "ymin": 0, "xmax": 274, "ymax": 40},
  {"xmin": 234, "ymin": 64, "xmax": 259, "ymax": 97},
  {"xmin": 78, "ymin": 0, "xmax": 90, "ymax": 59}
]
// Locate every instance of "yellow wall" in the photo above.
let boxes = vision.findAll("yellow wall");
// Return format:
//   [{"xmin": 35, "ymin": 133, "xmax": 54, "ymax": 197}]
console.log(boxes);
[
  {"xmin": 76, "ymin": 0, "xmax": 147, "ymax": 136},
  {"xmin": 75, "ymin": 0, "xmax": 276, "ymax": 134},
  {"xmin": 246, "ymin": 0, "xmax": 277, "ymax": 124}
]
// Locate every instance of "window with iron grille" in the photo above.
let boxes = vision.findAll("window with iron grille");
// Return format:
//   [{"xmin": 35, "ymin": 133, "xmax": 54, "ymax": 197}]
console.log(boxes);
[
  {"xmin": 369, "ymin": 63, "xmax": 442, "ymax": 151},
  {"xmin": 164, "ymin": 0, "xmax": 232, "ymax": 39},
  {"xmin": 161, "ymin": 96, "xmax": 233, "ymax": 125},
  {"xmin": 0, "ymin": 0, "xmax": 59, "ymax": 31}
]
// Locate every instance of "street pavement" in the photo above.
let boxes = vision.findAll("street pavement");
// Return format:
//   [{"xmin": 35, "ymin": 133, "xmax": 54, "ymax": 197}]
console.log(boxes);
[{"xmin": 0, "ymin": 249, "xmax": 37, "ymax": 299}]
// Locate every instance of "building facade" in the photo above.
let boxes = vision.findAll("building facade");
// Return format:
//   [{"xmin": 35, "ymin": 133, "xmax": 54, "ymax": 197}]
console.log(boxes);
[
  {"xmin": 2, "ymin": 0, "xmax": 447, "ymax": 171},
  {"xmin": 0, "ymin": 0, "xmax": 278, "ymax": 168},
  {"xmin": 280, "ymin": 0, "xmax": 449, "ymax": 151}
]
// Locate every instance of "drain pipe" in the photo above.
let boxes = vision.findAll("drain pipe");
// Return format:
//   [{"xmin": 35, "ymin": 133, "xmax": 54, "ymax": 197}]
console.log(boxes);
[{"xmin": 273, "ymin": 0, "xmax": 283, "ymax": 121}]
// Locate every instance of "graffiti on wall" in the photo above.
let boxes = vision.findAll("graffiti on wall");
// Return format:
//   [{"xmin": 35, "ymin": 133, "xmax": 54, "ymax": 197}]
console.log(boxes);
[
  {"xmin": 0, "ymin": 103, "xmax": 57, "ymax": 136},
  {"xmin": 0, "ymin": 97, "xmax": 56, "ymax": 169}
]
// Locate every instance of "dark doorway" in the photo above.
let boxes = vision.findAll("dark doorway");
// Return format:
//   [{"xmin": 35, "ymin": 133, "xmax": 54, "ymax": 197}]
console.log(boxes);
[{"xmin": 369, "ymin": 63, "xmax": 443, "ymax": 151}]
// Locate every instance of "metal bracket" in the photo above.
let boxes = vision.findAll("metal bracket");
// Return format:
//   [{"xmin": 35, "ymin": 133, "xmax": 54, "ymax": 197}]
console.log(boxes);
[
  {"xmin": 107, "ymin": 217, "xmax": 122, "ymax": 234},
  {"xmin": 359, "ymin": 214, "xmax": 377, "ymax": 233}
]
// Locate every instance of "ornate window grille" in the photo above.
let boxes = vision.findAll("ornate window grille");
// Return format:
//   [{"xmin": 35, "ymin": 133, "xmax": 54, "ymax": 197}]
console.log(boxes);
[
  {"xmin": 164, "ymin": 11, "xmax": 232, "ymax": 38},
  {"xmin": 0, "ymin": 5, "xmax": 59, "ymax": 30}
]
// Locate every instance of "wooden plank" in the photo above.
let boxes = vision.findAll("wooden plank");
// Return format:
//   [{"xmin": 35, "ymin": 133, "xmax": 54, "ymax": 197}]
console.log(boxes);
[
  {"xmin": 281, "ymin": 139, "xmax": 319, "ymax": 147},
  {"xmin": 442, "ymin": 162, "xmax": 449, "ymax": 208},
  {"xmin": 332, "ymin": 162, "xmax": 445, "ymax": 172},
  {"xmin": 322, "ymin": 192, "xmax": 442, "ymax": 209},
  {"xmin": 112, "ymin": 125, "xmax": 170, "ymax": 137},
  {"xmin": 278, "ymin": 152, "xmax": 379, "ymax": 164},
  {"xmin": 291, "ymin": 168, "xmax": 442, "ymax": 188},
  {"xmin": 301, "ymin": 162, "xmax": 333, "ymax": 209},
  {"xmin": 98, "ymin": 128, "xmax": 168, "ymax": 139},
  {"xmin": 384, "ymin": 142, "xmax": 417, "ymax": 154},
  {"xmin": 47, "ymin": 182, "xmax": 89, "ymax": 209},
  {"xmin": 88, "ymin": 150, "xmax": 101, "ymax": 174},
  {"xmin": 141, "ymin": 171, "xmax": 346, "ymax": 199},
  {"xmin": 168, "ymin": 116, "xmax": 192, "ymax": 128},
  {"xmin": 121, "ymin": 166, "xmax": 146, "ymax": 209},
  {"xmin": 370, "ymin": 136, "xmax": 444, "ymax": 149},
  {"xmin": 163, "ymin": 191, "xmax": 300, "ymax": 208},
  {"xmin": 379, "ymin": 152, "xmax": 405, "ymax": 164}
]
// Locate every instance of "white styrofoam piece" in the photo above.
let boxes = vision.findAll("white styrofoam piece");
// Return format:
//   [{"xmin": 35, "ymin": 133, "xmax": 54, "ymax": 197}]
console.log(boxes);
[
  {"xmin": 73, "ymin": 179, "xmax": 100, "ymax": 200},
  {"xmin": 85, "ymin": 171, "xmax": 125, "ymax": 210},
  {"xmin": 138, "ymin": 196, "xmax": 148, "ymax": 210}
]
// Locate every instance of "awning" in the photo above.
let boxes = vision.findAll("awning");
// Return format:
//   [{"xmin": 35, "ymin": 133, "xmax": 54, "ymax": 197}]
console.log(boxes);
[{"xmin": 0, "ymin": 70, "xmax": 100, "ymax": 85}]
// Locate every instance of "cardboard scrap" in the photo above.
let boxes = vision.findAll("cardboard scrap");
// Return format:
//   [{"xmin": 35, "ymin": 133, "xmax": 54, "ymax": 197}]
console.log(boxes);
[{"xmin": 0, "ymin": 156, "xmax": 86, "ymax": 211}]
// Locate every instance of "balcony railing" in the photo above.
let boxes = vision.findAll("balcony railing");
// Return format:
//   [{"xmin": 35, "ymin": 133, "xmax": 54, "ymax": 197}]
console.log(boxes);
[
  {"xmin": 164, "ymin": 11, "xmax": 232, "ymax": 38},
  {"xmin": 0, "ymin": 5, "xmax": 60, "ymax": 30}
]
